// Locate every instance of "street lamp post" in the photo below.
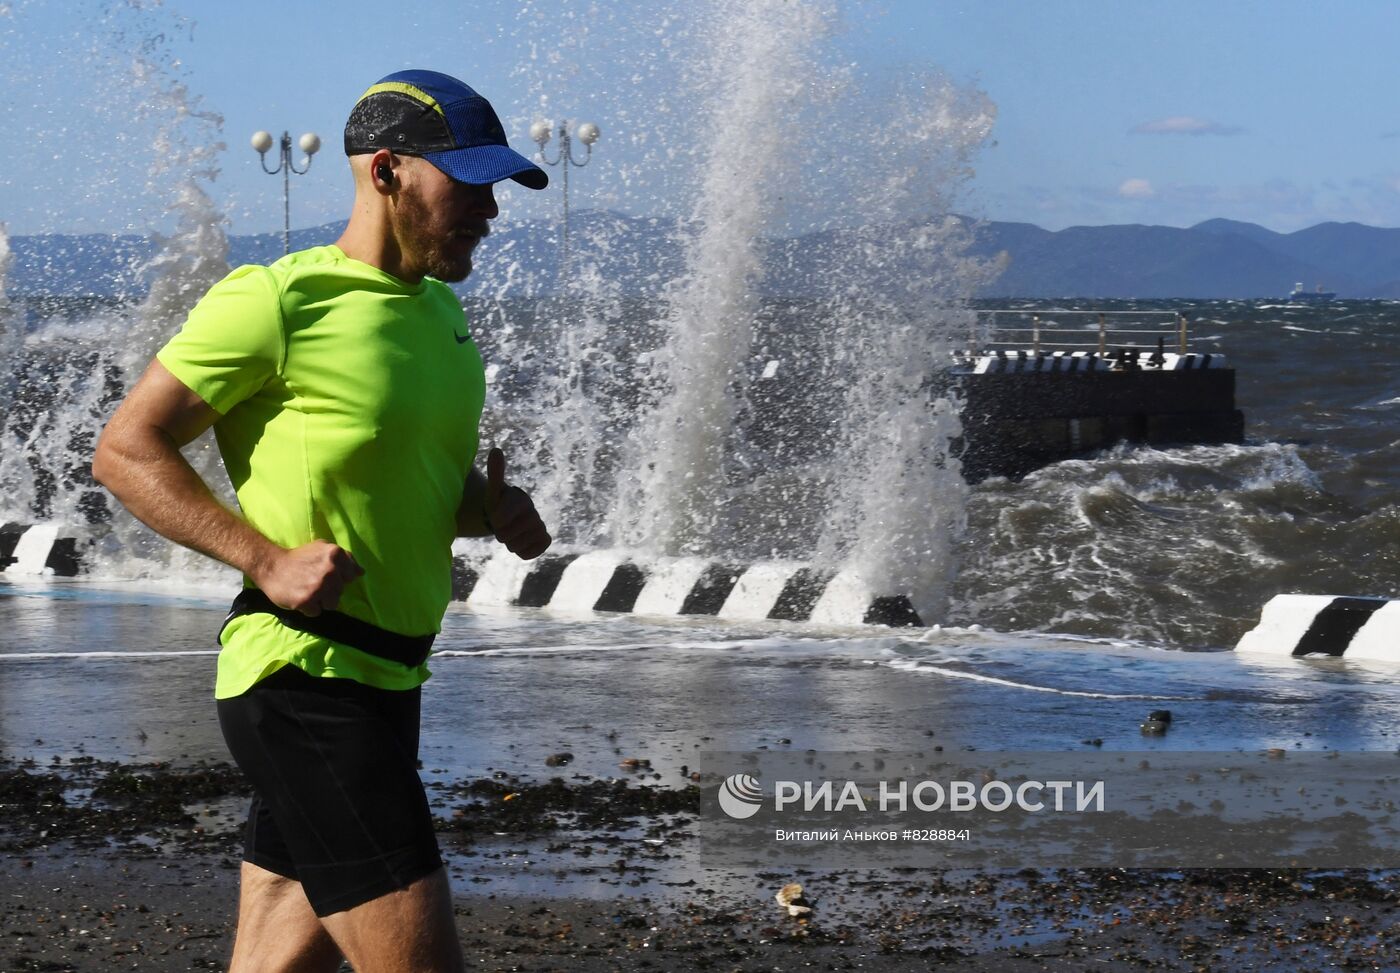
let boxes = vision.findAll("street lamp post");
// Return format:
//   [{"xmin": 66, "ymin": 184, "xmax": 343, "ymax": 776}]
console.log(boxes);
[
  {"xmin": 530, "ymin": 119, "xmax": 600, "ymax": 275},
  {"xmin": 251, "ymin": 129, "xmax": 321, "ymax": 255}
]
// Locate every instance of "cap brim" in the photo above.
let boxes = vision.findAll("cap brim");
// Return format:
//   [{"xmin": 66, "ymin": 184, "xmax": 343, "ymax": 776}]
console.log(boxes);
[{"xmin": 421, "ymin": 144, "xmax": 549, "ymax": 190}]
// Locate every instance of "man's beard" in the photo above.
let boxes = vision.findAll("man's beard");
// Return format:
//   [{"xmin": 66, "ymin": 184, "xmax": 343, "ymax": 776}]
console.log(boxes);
[{"xmin": 394, "ymin": 188, "xmax": 474, "ymax": 283}]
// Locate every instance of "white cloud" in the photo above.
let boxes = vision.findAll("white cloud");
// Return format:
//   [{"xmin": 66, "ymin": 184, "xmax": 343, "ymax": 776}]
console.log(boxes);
[
  {"xmin": 1118, "ymin": 178, "xmax": 1155, "ymax": 198},
  {"xmin": 1130, "ymin": 116, "xmax": 1242, "ymax": 136}
]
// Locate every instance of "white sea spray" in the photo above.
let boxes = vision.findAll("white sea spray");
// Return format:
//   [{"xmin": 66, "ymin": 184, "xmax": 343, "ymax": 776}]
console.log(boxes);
[
  {"xmin": 0, "ymin": 1, "xmax": 231, "ymax": 583},
  {"xmin": 480, "ymin": 0, "xmax": 999, "ymax": 623}
]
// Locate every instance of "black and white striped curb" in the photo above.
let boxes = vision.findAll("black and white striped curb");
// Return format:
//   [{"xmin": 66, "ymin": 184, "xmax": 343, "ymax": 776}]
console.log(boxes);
[
  {"xmin": 449, "ymin": 550, "xmax": 924, "ymax": 627},
  {"xmin": 0, "ymin": 526, "xmax": 923, "ymax": 627},
  {"xmin": 968, "ymin": 350, "xmax": 1226, "ymax": 374},
  {"xmin": 1235, "ymin": 594, "xmax": 1399, "ymax": 663},
  {"xmin": 0, "ymin": 524, "xmax": 85, "ymax": 577}
]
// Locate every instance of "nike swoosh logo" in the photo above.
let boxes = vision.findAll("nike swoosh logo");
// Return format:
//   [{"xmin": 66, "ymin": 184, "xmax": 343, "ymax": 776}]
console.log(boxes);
[{"xmin": 453, "ymin": 331, "xmax": 471, "ymax": 345}]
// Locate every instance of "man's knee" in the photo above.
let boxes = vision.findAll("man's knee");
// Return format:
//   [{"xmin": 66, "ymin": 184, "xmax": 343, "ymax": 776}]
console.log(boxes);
[
  {"xmin": 321, "ymin": 867, "xmax": 464, "ymax": 973},
  {"xmin": 232, "ymin": 863, "xmax": 342, "ymax": 973}
]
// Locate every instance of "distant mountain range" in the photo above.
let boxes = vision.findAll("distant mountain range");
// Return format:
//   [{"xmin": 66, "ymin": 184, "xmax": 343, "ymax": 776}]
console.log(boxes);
[
  {"xmin": 966, "ymin": 218, "xmax": 1400, "ymax": 299},
  {"xmin": 5, "ymin": 213, "xmax": 1397, "ymax": 299}
]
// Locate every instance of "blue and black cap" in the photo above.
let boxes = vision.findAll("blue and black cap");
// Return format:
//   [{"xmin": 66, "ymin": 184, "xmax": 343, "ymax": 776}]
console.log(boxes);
[{"xmin": 344, "ymin": 69, "xmax": 548, "ymax": 190}]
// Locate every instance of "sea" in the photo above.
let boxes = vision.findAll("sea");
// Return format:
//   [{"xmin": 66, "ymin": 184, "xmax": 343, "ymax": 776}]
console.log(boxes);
[{"xmin": 953, "ymin": 298, "xmax": 1400, "ymax": 647}]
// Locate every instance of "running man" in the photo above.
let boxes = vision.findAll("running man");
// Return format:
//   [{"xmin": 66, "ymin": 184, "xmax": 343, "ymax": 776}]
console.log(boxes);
[{"xmin": 92, "ymin": 70, "xmax": 551, "ymax": 972}]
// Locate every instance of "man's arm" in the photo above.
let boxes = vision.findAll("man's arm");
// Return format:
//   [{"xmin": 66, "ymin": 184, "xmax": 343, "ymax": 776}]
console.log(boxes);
[
  {"xmin": 455, "ymin": 447, "xmax": 550, "ymax": 559},
  {"xmin": 92, "ymin": 359, "xmax": 362, "ymax": 615}
]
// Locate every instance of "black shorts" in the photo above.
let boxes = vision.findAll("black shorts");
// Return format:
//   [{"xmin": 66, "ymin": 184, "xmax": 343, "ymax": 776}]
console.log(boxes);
[{"xmin": 216, "ymin": 664, "xmax": 443, "ymax": 917}]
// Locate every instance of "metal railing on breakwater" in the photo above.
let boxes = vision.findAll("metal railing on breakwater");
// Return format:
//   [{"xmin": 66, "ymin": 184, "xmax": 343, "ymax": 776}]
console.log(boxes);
[{"xmin": 970, "ymin": 310, "xmax": 1190, "ymax": 359}]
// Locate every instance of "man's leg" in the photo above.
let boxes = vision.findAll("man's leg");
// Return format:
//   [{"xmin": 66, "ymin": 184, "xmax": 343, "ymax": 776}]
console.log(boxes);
[
  {"xmin": 218, "ymin": 667, "xmax": 456, "ymax": 967},
  {"xmin": 229, "ymin": 862, "xmax": 343, "ymax": 973},
  {"xmin": 319, "ymin": 866, "xmax": 465, "ymax": 973}
]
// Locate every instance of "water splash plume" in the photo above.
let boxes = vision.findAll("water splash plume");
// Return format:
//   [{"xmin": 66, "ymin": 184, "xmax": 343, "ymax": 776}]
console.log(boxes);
[
  {"xmin": 491, "ymin": 0, "xmax": 998, "ymax": 621},
  {"xmin": 617, "ymin": 0, "xmax": 835, "ymax": 555},
  {"xmin": 0, "ymin": 0, "xmax": 231, "ymax": 583}
]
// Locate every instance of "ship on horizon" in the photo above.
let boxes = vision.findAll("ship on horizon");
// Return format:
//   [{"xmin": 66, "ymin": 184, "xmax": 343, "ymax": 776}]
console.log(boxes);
[{"xmin": 1289, "ymin": 281, "xmax": 1337, "ymax": 302}]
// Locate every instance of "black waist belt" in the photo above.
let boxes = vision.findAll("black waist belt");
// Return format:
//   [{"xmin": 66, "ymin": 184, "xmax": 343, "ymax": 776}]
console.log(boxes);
[{"xmin": 220, "ymin": 588, "xmax": 436, "ymax": 668}]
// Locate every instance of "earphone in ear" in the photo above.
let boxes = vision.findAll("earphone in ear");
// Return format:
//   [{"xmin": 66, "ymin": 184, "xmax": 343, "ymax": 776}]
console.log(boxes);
[{"xmin": 376, "ymin": 163, "xmax": 393, "ymax": 186}]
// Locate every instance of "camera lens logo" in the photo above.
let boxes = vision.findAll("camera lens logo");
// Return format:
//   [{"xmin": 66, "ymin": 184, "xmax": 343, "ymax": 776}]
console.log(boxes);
[{"xmin": 717, "ymin": 774, "xmax": 764, "ymax": 819}]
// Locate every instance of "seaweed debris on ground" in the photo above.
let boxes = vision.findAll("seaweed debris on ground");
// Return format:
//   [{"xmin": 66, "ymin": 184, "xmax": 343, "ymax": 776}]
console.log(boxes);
[
  {"xmin": 3, "ymin": 758, "xmax": 1398, "ymax": 971},
  {"xmin": 0, "ymin": 757, "xmax": 249, "ymax": 855}
]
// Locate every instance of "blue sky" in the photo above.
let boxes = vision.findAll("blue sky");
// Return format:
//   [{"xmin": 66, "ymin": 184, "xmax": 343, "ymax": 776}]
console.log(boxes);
[{"xmin": 3, "ymin": 0, "xmax": 1399, "ymax": 236}]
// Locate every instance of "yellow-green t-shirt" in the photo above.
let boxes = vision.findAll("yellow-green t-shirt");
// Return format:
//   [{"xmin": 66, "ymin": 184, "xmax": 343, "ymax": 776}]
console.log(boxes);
[{"xmin": 156, "ymin": 245, "xmax": 485, "ymax": 698}]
